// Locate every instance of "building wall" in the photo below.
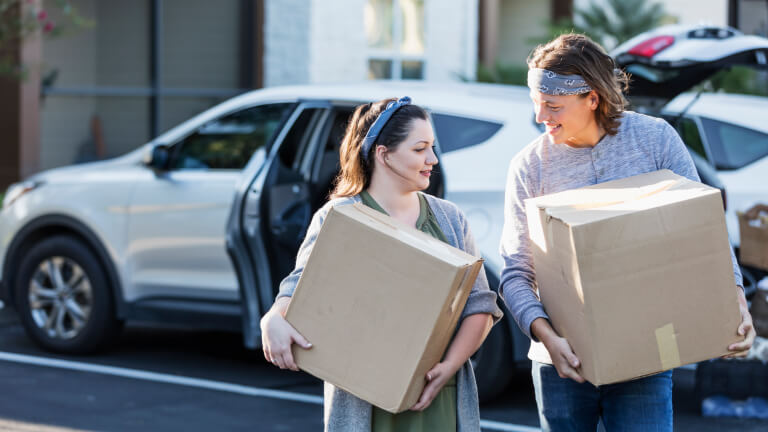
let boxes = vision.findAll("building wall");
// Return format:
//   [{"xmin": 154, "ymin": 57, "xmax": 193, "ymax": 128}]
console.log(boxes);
[
  {"xmin": 308, "ymin": 0, "xmax": 367, "ymax": 84},
  {"xmin": 573, "ymin": 0, "xmax": 727, "ymax": 27},
  {"xmin": 37, "ymin": 0, "xmax": 480, "ymax": 172},
  {"xmin": 161, "ymin": 0, "xmax": 240, "ymax": 89},
  {"xmin": 156, "ymin": 0, "xmax": 240, "ymax": 134},
  {"xmin": 40, "ymin": 0, "xmax": 98, "ymax": 170},
  {"xmin": 266, "ymin": 0, "xmax": 477, "ymax": 85},
  {"xmin": 425, "ymin": 0, "xmax": 478, "ymax": 81},
  {"xmin": 95, "ymin": 1, "xmax": 150, "ymax": 87},
  {"xmin": 94, "ymin": 0, "xmax": 151, "ymax": 159},
  {"xmin": 660, "ymin": 0, "xmax": 727, "ymax": 26},
  {"xmin": 39, "ymin": 0, "xmax": 242, "ymax": 170},
  {"xmin": 497, "ymin": 0, "xmax": 550, "ymax": 66},
  {"xmin": 739, "ymin": 0, "xmax": 768, "ymax": 36},
  {"xmin": 264, "ymin": 0, "xmax": 312, "ymax": 86},
  {"xmin": 41, "ymin": 0, "xmax": 152, "ymax": 169}
]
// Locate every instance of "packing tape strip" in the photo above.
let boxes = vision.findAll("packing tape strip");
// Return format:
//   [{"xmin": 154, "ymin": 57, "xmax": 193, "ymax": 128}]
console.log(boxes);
[{"xmin": 655, "ymin": 323, "xmax": 681, "ymax": 370}]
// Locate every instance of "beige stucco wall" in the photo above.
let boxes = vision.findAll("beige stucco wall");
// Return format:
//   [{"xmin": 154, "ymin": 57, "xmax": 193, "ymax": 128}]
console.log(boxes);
[{"xmin": 497, "ymin": 0, "xmax": 550, "ymax": 66}]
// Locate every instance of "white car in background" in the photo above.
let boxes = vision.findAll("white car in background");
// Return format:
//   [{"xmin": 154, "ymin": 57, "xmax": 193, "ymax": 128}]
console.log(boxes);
[
  {"xmin": 0, "ymin": 81, "xmax": 541, "ymax": 401},
  {"xmin": 662, "ymin": 92, "xmax": 768, "ymax": 247},
  {"xmin": 611, "ymin": 24, "xmax": 768, "ymax": 249}
]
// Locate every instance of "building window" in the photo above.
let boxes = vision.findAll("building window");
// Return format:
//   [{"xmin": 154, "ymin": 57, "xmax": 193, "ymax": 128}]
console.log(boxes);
[
  {"xmin": 365, "ymin": 0, "xmax": 425, "ymax": 80},
  {"xmin": 38, "ymin": 0, "xmax": 257, "ymax": 170}
]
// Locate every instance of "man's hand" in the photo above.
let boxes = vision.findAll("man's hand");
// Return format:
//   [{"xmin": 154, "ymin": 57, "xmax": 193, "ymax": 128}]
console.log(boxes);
[
  {"xmin": 532, "ymin": 317, "xmax": 585, "ymax": 383},
  {"xmin": 725, "ymin": 286, "xmax": 756, "ymax": 359}
]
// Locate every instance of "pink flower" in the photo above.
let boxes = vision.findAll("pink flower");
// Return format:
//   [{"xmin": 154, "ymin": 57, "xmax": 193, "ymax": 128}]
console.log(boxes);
[
  {"xmin": 37, "ymin": 10, "xmax": 47, "ymax": 21},
  {"xmin": 43, "ymin": 21, "xmax": 54, "ymax": 33}
]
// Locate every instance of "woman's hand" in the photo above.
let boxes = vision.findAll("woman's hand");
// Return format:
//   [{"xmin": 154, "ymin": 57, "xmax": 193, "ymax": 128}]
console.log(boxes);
[
  {"xmin": 532, "ymin": 317, "xmax": 584, "ymax": 383},
  {"xmin": 410, "ymin": 313, "xmax": 493, "ymax": 411},
  {"xmin": 410, "ymin": 361, "xmax": 459, "ymax": 411},
  {"xmin": 725, "ymin": 286, "xmax": 756, "ymax": 359},
  {"xmin": 260, "ymin": 297, "xmax": 312, "ymax": 371}
]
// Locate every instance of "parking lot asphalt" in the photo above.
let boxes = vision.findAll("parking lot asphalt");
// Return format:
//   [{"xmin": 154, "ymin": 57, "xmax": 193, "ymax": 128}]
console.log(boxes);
[{"xmin": 0, "ymin": 307, "xmax": 766, "ymax": 431}]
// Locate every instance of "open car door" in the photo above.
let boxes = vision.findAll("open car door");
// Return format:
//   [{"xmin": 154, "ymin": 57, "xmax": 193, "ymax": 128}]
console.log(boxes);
[{"xmin": 225, "ymin": 101, "xmax": 331, "ymax": 348}]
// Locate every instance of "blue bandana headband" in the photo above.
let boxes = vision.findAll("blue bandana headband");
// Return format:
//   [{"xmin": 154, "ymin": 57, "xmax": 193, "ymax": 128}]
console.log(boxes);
[
  {"xmin": 360, "ymin": 96, "xmax": 412, "ymax": 159},
  {"xmin": 527, "ymin": 68, "xmax": 592, "ymax": 96}
]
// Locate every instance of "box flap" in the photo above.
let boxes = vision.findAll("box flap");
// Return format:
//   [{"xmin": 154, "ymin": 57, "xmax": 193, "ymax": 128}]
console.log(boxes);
[
  {"xmin": 339, "ymin": 203, "xmax": 478, "ymax": 267},
  {"xmin": 526, "ymin": 170, "xmax": 720, "ymax": 227}
]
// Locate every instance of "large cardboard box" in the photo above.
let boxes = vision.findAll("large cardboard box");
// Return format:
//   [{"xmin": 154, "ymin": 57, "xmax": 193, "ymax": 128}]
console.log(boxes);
[
  {"xmin": 738, "ymin": 212, "xmax": 768, "ymax": 271},
  {"xmin": 285, "ymin": 202, "xmax": 483, "ymax": 413},
  {"xmin": 526, "ymin": 170, "xmax": 741, "ymax": 386}
]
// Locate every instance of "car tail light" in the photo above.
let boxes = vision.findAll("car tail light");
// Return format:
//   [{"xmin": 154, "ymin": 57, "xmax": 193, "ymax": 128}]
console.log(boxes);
[{"xmin": 627, "ymin": 35, "xmax": 675, "ymax": 57}]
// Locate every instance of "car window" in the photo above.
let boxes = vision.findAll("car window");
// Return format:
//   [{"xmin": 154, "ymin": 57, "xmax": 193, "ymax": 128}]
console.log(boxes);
[
  {"xmin": 170, "ymin": 103, "xmax": 293, "ymax": 170},
  {"xmin": 663, "ymin": 116, "xmax": 708, "ymax": 161},
  {"xmin": 700, "ymin": 117, "xmax": 768, "ymax": 170},
  {"xmin": 277, "ymin": 108, "xmax": 325, "ymax": 172},
  {"xmin": 431, "ymin": 113, "xmax": 502, "ymax": 153},
  {"xmin": 311, "ymin": 108, "xmax": 350, "ymax": 181}
]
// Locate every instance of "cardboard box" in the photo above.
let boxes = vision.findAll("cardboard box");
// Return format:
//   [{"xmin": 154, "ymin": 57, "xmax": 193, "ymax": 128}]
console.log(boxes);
[
  {"xmin": 526, "ymin": 170, "xmax": 741, "ymax": 386},
  {"xmin": 285, "ymin": 202, "xmax": 483, "ymax": 413},
  {"xmin": 738, "ymin": 212, "xmax": 768, "ymax": 271}
]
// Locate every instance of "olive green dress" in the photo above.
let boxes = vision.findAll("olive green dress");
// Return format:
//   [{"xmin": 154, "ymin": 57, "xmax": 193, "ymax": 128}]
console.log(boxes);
[{"xmin": 359, "ymin": 190, "xmax": 458, "ymax": 432}]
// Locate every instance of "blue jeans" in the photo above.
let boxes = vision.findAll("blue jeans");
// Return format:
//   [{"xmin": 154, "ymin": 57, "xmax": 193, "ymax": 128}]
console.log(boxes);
[{"xmin": 532, "ymin": 361, "xmax": 673, "ymax": 432}]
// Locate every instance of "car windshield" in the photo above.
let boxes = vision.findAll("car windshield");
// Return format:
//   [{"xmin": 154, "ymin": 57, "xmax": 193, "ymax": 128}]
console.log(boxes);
[
  {"xmin": 701, "ymin": 117, "xmax": 768, "ymax": 170},
  {"xmin": 431, "ymin": 113, "xmax": 502, "ymax": 153}
]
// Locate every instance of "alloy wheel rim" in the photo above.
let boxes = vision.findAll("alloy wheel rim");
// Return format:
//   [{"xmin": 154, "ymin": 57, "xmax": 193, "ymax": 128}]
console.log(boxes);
[{"xmin": 28, "ymin": 256, "xmax": 93, "ymax": 340}]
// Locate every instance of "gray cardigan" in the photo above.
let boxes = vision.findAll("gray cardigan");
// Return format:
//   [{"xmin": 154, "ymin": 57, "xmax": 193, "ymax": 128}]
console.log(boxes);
[{"xmin": 277, "ymin": 193, "xmax": 503, "ymax": 432}]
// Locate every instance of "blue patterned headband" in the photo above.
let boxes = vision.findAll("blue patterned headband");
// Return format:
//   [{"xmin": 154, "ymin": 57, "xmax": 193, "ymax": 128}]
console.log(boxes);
[
  {"xmin": 527, "ymin": 68, "xmax": 592, "ymax": 96},
  {"xmin": 360, "ymin": 96, "xmax": 412, "ymax": 159}
]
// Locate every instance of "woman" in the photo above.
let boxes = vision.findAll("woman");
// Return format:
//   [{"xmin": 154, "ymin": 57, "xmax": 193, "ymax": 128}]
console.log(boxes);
[
  {"xmin": 499, "ymin": 34, "xmax": 755, "ymax": 431},
  {"xmin": 260, "ymin": 97, "xmax": 503, "ymax": 431}
]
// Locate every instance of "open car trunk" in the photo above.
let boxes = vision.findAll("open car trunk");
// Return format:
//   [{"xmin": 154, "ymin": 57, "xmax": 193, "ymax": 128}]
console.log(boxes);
[{"xmin": 611, "ymin": 25, "xmax": 768, "ymax": 111}]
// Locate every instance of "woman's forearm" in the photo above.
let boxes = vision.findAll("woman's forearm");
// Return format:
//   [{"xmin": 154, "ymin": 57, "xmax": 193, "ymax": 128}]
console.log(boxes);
[{"xmin": 441, "ymin": 313, "xmax": 494, "ymax": 372}]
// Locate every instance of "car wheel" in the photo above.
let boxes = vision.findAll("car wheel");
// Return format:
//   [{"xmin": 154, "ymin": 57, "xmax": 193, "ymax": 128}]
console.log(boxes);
[
  {"xmin": 471, "ymin": 318, "xmax": 513, "ymax": 403},
  {"xmin": 14, "ymin": 235, "xmax": 123, "ymax": 353}
]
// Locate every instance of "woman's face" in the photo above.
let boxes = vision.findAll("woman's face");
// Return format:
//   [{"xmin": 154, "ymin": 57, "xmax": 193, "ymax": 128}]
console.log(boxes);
[
  {"xmin": 530, "ymin": 90, "xmax": 599, "ymax": 146},
  {"xmin": 376, "ymin": 118, "xmax": 438, "ymax": 191}
]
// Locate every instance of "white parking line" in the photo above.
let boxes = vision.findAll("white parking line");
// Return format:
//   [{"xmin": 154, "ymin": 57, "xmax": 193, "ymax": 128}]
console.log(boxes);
[
  {"xmin": 0, "ymin": 351, "xmax": 322, "ymax": 405},
  {"xmin": 479, "ymin": 420, "xmax": 541, "ymax": 432},
  {"xmin": 0, "ymin": 351, "xmax": 540, "ymax": 432}
]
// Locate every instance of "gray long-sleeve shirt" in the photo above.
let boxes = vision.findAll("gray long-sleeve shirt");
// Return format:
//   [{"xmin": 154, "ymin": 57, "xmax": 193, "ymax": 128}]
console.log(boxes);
[{"xmin": 499, "ymin": 111, "xmax": 743, "ymax": 363}]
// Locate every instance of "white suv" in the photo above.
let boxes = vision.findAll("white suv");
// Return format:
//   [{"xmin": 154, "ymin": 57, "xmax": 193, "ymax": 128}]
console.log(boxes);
[
  {"xmin": 611, "ymin": 24, "xmax": 768, "ymax": 249},
  {"xmin": 661, "ymin": 92, "xmax": 768, "ymax": 247},
  {"xmin": 0, "ymin": 81, "xmax": 541, "ymax": 400}
]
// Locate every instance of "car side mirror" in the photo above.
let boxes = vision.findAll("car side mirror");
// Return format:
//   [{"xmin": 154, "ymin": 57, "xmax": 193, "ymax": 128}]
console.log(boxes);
[{"xmin": 144, "ymin": 144, "xmax": 170, "ymax": 171}]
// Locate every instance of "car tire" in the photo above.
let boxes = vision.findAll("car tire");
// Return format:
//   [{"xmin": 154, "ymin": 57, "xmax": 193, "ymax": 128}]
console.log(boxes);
[
  {"xmin": 471, "ymin": 317, "xmax": 513, "ymax": 403},
  {"xmin": 14, "ymin": 235, "xmax": 123, "ymax": 353}
]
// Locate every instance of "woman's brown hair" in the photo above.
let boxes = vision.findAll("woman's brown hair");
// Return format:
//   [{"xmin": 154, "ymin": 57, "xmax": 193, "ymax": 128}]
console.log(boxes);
[
  {"xmin": 528, "ymin": 33, "xmax": 630, "ymax": 136},
  {"xmin": 331, "ymin": 98, "xmax": 428, "ymax": 199}
]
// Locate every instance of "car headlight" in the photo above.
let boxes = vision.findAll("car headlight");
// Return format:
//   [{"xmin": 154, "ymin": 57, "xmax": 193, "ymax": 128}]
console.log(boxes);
[{"xmin": 2, "ymin": 180, "xmax": 43, "ymax": 210}]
